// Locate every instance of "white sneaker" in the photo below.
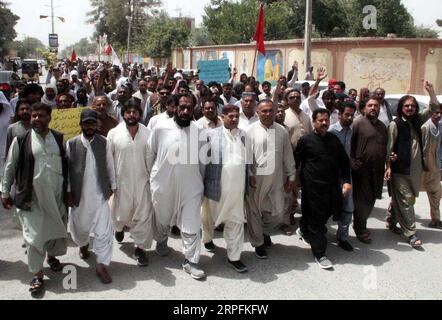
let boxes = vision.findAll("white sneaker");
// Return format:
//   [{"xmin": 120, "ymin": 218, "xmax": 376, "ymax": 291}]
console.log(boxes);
[
  {"xmin": 315, "ymin": 256, "xmax": 333, "ymax": 269},
  {"xmin": 296, "ymin": 228, "xmax": 310, "ymax": 246},
  {"xmin": 182, "ymin": 260, "xmax": 206, "ymax": 280}
]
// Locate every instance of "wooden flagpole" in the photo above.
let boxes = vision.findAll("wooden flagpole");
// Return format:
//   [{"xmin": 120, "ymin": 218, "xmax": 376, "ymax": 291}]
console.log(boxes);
[{"xmin": 251, "ymin": 47, "xmax": 258, "ymax": 78}]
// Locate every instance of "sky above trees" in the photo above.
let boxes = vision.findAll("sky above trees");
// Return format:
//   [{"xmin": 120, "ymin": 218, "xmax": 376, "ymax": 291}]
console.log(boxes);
[{"xmin": 8, "ymin": 0, "xmax": 442, "ymax": 50}]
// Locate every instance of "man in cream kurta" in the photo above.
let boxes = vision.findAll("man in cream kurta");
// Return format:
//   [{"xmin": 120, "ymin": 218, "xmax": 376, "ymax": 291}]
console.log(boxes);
[
  {"xmin": 106, "ymin": 100, "xmax": 153, "ymax": 266},
  {"xmin": 246, "ymin": 100, "xmax": 296, "ymax": 259},
  {"xmin": 201, "ymin": 105, "xmax": 248, "ymax": 273},
  {"xmin": 147, "ymin": 94, "xmax": 206, "ymax": 280}
]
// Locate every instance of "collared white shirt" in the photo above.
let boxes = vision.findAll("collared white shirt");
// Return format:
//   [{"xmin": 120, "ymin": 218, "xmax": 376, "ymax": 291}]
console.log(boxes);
[
  {"xmin": 195, "ymin": 116, "xmax": 223, "ymax": 130},
  {"xmin": 238, "ymin": 110, "xmax": 259, "ymax": 131},
  {"xmin": 378, "ymin": 103, "xmax": 391, "ymax": 127},
  {"xmin": 220, "ymin": 95, "xmax": 238, "ymax": 106}
]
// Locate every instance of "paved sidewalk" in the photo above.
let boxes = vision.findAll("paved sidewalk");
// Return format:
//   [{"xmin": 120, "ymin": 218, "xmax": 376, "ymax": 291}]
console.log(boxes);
[{"xmin": 1, "ymin": 188, "xmax": 441, "ymax": 300}]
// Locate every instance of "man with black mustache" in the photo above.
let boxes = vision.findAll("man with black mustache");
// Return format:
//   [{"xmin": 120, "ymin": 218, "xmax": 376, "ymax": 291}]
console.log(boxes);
[
  {"xmin": 147, "ymin": 94, "xmax": 206, "ymax": 280},
  {"xmin": 385, "ymin": 82, "xmax": 440, "ymax": 247},
  {"xmin": 295, "ymin": 108, "xmax": 352, "ymax": 269},
  {"xmin": 66, "ymin": 109, "xmax": 113, "ymax": 284}
]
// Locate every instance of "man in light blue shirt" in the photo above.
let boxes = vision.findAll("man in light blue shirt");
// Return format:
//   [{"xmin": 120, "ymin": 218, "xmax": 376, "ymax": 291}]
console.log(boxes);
[{"xmin": 329, "ymin": 100, "xmax": 357, "ymax": 252}]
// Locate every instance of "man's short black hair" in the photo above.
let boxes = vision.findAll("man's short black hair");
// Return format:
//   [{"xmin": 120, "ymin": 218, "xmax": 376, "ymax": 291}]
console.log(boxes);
[
  {"xmin": 121, "ymin": 98, "xmax": 142, "ymax": 117},
  {"xmin": 312, "ymin": 108, "xmax": 330, "ymax": 121},
  {"xmin": 31, "ymin": 102, "xmax": 52, "ymax": 116},
  {"xmin": 23, "ymin": 84, "xmax": 44, "ymax": 98},
  {"xmin": 262, "ymin": 81, "xmax": 271, "ymax": 87}
]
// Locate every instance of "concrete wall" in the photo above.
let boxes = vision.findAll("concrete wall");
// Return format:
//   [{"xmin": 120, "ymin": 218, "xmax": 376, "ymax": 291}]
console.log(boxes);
[{"xmin": 172, "ymin": 38, "xmax": 442, "ymax": 94}]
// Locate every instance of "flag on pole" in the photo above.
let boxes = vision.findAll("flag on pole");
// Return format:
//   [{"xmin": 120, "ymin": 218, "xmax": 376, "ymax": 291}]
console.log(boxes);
[
  {"xmin": 253, "ymin": 2, "xmax": 265, "ymax": 55},
  {"xmin": 105, "ymin": 44, "xmax": 112, "ymax": 56},
  {"xmin": 71, "ymin": 49, "xmax": 77, "ymax": 62},
  {"xmin": 111, "ymin": 46, "xmax": 122, "ymax": 69}
]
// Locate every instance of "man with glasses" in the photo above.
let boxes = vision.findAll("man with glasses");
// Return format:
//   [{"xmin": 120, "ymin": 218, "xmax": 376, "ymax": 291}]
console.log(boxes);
[{"xmin": 143, "ymin": 85, "xmax": 171, "ymax": 125}]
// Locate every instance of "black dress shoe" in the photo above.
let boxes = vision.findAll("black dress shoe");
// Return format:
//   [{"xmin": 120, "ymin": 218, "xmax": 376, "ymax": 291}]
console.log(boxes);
[
  {"xmin": 115, "ymin": 231, "xmax": 124, "ymax": 243},
  {"xmin": 337, "ymin": 240, "xmax": 354, "ymax": 252}
]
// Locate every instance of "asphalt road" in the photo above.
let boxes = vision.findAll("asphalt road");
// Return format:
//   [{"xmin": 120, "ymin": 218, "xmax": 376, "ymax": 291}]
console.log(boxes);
[{"xmin": 0, "ymin": 186, "xmax": 441, "ymax": 300}]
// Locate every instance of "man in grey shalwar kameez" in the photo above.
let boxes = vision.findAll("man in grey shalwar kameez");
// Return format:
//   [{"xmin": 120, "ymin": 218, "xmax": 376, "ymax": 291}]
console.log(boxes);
[
  {"xmin": 246, "ymin": 100, "xmax": 296, "ymax": 259},
  {"xmin": 2, "ymin": 103, "xmax": 68, "ymax": 295},
  {"xmin": 385, "ymin": 82, "xmax": 440, "ymax": 247}
]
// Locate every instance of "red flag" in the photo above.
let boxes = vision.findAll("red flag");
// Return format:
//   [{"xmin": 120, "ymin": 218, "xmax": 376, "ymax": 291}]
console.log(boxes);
[
  {"xmin": 253, "ymin": 2, "xmax": 265, "ymax": 55},
  {"xmin": 105, "ymin": 45, "xmax": 112, "ymax": 56},
  {"xmin": 71, "ymin": 49, "xmax": 77, "ymax": 62}
]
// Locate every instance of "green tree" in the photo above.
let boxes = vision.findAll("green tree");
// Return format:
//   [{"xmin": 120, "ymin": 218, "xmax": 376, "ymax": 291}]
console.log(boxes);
[
  {"xmin": 203, "ymin": 0, "xmax": 295, "ymax": 45},
  {"xmin": 87, "ymin": 0, "xmax": 161, "ymax": 51},
  {"xmin": 135, "ymin": 12, "xmax": 190, "ymax": 58},
  {"xmin": 437, "ymin": 19, "xmax": 442, "ymax": 27},
  {"xmin": 346, "ymin": 0, "xmax": 416, "ymax": 37},
  {"xmin": 0, "ymin": 1, "xmax": 20, "ymax": 58},
  {"xmin": 11, "ymin": 37, "xmax": 46, "ymax": 59},
  {"xmin": 202, "ymin": 0, "xmax": 351, "ymax": 45},
  {"xmin": 414, "ymin": 25, "xmax": 439, "ymax": 39},
  {"xmin": 60, "ymin": 38, "xmax": 97, "ymax": 58}
]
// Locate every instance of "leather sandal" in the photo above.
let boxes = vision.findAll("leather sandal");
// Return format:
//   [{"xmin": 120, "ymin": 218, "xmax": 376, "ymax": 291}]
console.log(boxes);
[
  {"xmin": 29, "ymin": 277, "xmax": 44, "ymax": 294},
  {"xmin": 408, "ymin": 235, "xmax": 422, "ymax": 247}
]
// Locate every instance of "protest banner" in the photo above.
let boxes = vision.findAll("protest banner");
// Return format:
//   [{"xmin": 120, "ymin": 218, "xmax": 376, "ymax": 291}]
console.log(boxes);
[
  {"xmin": 197, "ymin": 59, "xmax": 230, "ymax": 84},
  {"xmin": 49, "ymin": 107, "xmax": 88, "ymax": 141}
]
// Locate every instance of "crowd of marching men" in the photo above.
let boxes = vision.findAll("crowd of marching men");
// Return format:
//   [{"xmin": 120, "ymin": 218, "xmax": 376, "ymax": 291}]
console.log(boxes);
[{"xmin": 0, "ymin": 60, "xmax": 441, "ymax": 296}]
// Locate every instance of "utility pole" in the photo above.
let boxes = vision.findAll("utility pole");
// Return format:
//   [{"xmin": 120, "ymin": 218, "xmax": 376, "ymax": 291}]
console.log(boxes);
[
  {"xmin": 126, "ymin": 0, "xmax": 135, "ymax": 64},
  {"xmin": 51, "ymin": 0, "xmax": 55, "ymax": 34},
  {"xmin": 304, "ymin": 0, "xmax": 312, "ymax": 74}
]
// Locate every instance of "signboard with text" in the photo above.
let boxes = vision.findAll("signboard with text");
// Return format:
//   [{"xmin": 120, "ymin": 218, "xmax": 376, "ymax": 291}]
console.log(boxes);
[
  {"xmin": 49, "ymin": 33, "xmax": 58, "ymax": 48},
  {"xmin": 197, "ymin": 59, "xmax": 230, "ymax": 84}
]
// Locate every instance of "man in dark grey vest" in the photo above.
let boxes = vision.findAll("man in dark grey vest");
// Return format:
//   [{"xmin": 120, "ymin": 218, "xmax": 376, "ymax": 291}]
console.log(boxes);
[
  {"xmin": 66, "ymin": 109, "xmax": 113, "ymax": 284},
  {"xmin": 2, "ymin": 102, "xmax": 68, "ymax": 295}
]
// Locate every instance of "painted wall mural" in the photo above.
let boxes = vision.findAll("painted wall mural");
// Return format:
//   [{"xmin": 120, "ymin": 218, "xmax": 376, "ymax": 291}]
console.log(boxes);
[
  {"xmin": 257, "ymin": 50, "xmax": 284, "ymax": 86},
  {"xmin": 344, "ymin": 48, "xmax": 412, "ymax": 93}
]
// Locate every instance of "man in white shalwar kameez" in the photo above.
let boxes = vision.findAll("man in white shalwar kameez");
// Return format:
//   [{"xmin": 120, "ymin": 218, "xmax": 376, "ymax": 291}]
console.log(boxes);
[
  {"xmin": 66, "ymin": 109, "xmax": 113, "ymax": 284},
  {"xmin": 146, "ymin": 94, "xmax": 177, "ymax": 131},
  {"xmin": 147, "ymin": 94, "xmax": 206, "ymax": 280},
  {"xmin": 107, "ymin": 98, "xmax": 153, "ymax": 266},
  {"xmin": 246, "ymin": 100, "xmax": 296, "ymax": 259},
  {"xmin": 201, "ymin": 104, "xmax": 248, "ymax": 273}
]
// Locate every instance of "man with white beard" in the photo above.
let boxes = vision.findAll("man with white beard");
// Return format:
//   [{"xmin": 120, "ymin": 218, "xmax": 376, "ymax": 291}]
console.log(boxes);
[{"xmin": 147, "ymin": 94, "xmax": 206, "ymax": 280}]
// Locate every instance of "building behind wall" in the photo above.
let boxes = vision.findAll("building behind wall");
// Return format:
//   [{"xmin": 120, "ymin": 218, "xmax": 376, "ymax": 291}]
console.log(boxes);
[{"xmin": 172, "ymin": 37, "xmax": 442, "ymax": 95}]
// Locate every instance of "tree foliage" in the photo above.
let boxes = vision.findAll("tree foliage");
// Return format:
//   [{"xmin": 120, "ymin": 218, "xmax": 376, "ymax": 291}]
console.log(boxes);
[
  {"xmin": 60, "ymin": 38, "xmax": 97, "ymax": 58},
  {"xmin": 200, "ymin": 0, "xmax": 438, "ymax": 46},
  {"xmin": 11, "ymin": 37, "xmax": 46, "ymax": 59},
  {"xmin": 87, "ymin": 0, "xmax": 161, "ymax": 51},
  {"xmin": 0, "ymin": 1, "xmax": 20, "ymax": 58},
  {"xmin": 135, "ymin": 12, "xmax": 191, "ymax": 58}
]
